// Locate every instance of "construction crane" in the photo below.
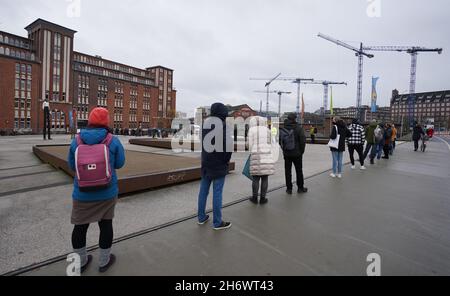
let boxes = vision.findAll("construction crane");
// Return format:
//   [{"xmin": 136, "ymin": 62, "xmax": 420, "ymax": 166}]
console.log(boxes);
[
  {"xmin": 300, "ymin": 80, "xmax": 347, "ymax": 116},
  {"xmin": 318, "ymin": 33, "xmax": 374, "ymax": 121},
  {"xmin": 250, "ymin": 73, "xmax": 282, "ymax": 116},
  {"xmin": 362, "ymin": 45, "xmax": 443, "ymax": 126},
  {"xmin": 254, "ymin": 90, "xmax": 292, "ymax": 118},
  {"xmin": 251, "ymin": 76, "xmax": 314, "ymax": 121}
]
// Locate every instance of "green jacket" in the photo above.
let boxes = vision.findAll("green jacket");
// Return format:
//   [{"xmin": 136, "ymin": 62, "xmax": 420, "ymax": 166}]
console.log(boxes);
[{"xmin": 365, "ymin": 122, "xmax": 378, "ymax": 144}]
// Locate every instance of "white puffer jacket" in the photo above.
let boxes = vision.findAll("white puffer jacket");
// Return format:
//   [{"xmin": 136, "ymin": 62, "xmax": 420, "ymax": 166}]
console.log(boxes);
[{"xmin": 248, "ymin": 117, "xmax": 277, "ymax": 176}]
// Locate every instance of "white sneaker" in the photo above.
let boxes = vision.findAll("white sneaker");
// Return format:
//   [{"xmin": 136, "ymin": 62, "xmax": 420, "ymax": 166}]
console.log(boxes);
[
  {"xmin": 351, "ymin": 165, "xmax": 355, "ymax": 170},
  {"xmin": 330, "ymin": 173, "xmax": 336, "ymax": 178},
  {"xmin": 360, "ymin": 166, "xmax": 366, "ymax": 170},
  {"xmin": 337, "ymin": 174, "xmax": 342, "ymax": 179}
]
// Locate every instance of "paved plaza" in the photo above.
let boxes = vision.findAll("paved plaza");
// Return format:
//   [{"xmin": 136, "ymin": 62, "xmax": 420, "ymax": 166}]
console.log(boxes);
[{"xmin": 1, "ymin": 135, "xmax": 450, "ymax": 275}]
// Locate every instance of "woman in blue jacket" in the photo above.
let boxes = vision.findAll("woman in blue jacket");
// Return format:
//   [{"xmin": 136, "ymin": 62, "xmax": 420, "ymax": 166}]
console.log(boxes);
[{"xmin": 68, "ymin": 107, "xmax": 125, "ymax": 273}]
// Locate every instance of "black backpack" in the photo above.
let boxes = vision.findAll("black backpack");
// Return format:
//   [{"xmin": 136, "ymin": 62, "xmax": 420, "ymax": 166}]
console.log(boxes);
[{"xmin": 280, "ymin": 128, "xmax": 296, "ymax": 151}]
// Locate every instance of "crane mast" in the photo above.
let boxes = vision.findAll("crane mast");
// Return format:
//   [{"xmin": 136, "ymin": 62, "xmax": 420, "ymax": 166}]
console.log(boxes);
[
  {"xmin": 318, "ymin": 33, "xmax": 374, "ymax": 121},
  {"xmin": 363, "ymin": 45, "xmax": 442, "ymax": 126},
  {"xmin": 301, "ymin": 80, "xmax": 347, "ymax": 116}
]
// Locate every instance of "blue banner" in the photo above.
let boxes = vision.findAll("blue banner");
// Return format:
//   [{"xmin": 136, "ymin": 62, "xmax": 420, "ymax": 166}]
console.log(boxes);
[
  {"xmin": 371, "ymin": 77, "xmax": 379, "ymax": 113},
  {"xmin": 69, "ymin": 111, "xmax": 74, "ymax": 128}
]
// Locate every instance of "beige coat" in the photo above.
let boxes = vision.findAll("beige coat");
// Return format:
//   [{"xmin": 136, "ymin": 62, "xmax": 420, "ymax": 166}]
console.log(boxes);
[{"xmin": 248, "ymin": 117, "xmax": 276, "ymax": 176}]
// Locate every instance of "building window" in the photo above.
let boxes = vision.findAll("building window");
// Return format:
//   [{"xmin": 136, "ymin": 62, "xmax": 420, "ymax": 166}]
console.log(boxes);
[
  {"xmin": 14, "ymin": 63, "xmax": 32, "ymax": 130},
  {"xmin": 52, "ymin": 33, "xmax": 62, "ymax": 101}
]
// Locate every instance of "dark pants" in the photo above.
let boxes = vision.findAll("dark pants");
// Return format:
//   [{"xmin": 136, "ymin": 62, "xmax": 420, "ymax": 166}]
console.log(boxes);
[
  {"xmin": 414, "ymin": 139, "xmax": 419, "ymax": 151},
  {"xmin": 383, "ymin": 144, "xmax": 390, "ymax": 158},
  {"xmin": 72, "ymin": 219, "xmax": 113, "ymax": 249},
  {"xmin": 363, "ymin": 143, "xmax": 376, "ymax": 162},
  {"xmin": 348, "ymin": 144, "xmax": 364, "ymax": 166},
  {"xmin": 43, "ymin": 107, "xmax": 51, "ymax": 140},
  {"xmin": 284, "ymin": 156, "xmax": 304, "ymax": 190},
  {"xmin": 252, "ymin": 175, "xmax": 268, "ymax": 199},
  {"xmin": 311, "ymin": 135, "xmax": 315, "ymax": 144}
]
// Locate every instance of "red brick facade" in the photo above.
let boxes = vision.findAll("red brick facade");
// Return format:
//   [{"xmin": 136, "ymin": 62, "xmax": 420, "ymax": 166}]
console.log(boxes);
[{"xmin": 0, "ymin": 19, "xmax": 176, "ymax": 135}]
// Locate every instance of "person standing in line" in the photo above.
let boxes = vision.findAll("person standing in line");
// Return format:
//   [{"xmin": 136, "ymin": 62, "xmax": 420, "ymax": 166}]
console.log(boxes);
[
  {"xmin": 68, "ymin": 107, "xmax": 126, "ymax": 273},
  {"xmin": 248, "ymin": 116, "xmax": 276, "ymax": 205},
  {"xmin": 390, "ymin": 124, "xmax": 398, "ymax": 155},
  {"xmin": 279, "ymin": 113, "xmax": 308, "ymax": 195},
  {"xmin": 347, "ymin": 118, "xmax": 366, "ymax": 170},
  {"xmin": 329, "ymin": 117, "xmax": 352, "ymax": 179},
  {"xmin": 382, "ymin": 123, "xmax": 393, "ymax": 159},
  {"xmin": 412, "ymin": 121, "xmax": 425, "ymax": 151},
  {"xmin": 363, "ymin": 120, "xmax": 378, "ymax": 165},
  {"xmin": 197, "ymin": 103, "xmax": 233, "ymax": 230},
  {"xmin": 374, "ymin": 123, "xmax": 385, "ymax": 161},
  {"xmin": 42, "ymin": 98, "xmax": 52, "ymax": 140},
  {"xmin": 310, "ymin": 126, "xmax": 316, "ymax": 144}
]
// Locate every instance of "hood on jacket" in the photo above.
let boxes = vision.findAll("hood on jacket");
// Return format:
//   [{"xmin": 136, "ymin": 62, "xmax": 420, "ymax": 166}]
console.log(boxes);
[
  {"xmin": 369, "ymin": 121, "xmax": 378, "ymax": 128},
  {"xmin": 210, "ymin": 103, "xmax": 228, "ymax": 121},
  {"xmin": 282, "ymin": 113, "xmax": 297, "ymax": 130},
  {"xmin": 80, "ymin": 128, "xmax": 108, "ymax": 145}
]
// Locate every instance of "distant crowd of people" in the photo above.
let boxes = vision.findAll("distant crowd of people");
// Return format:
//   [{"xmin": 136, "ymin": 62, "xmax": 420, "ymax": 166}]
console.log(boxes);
[
  {"xmin": 327, "ymin": 117, "xmax": 398, "ymax": 178},
  {"xmin": 112, "ymin": 127, "xmax": 171, "ymax": 138}
]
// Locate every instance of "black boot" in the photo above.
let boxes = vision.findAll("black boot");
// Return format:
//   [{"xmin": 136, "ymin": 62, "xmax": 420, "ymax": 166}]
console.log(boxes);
[
  {"xmin": 298, "ymin": 187, "xmax": 308, "ymax": 194},
  {"xmin": 259, "ymin": 197, "xmax": 268, "ymax": 204},
  {"xmin": 249, "ymin": 196, "xmax": 258, "ymax": 204}
]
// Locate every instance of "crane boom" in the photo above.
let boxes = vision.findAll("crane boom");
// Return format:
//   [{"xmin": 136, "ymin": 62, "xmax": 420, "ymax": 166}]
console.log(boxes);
[
  {"xmin": 301, "ymin": 81, "xmax": 347, "ymax": 116},
  {"xmin": 318, "ymin": 33, "xmax": 374, "ymax": 121},
  {"xmin": 363, "ymin": 44, "xmax": 443, "ymax": 126},
  {"xmin": 363, "ymin": 46, "xmax": 443, "ymax": 54},
  {"xmin": 318, "ymin": 33, "xmax": 374, "ymax": 58}
]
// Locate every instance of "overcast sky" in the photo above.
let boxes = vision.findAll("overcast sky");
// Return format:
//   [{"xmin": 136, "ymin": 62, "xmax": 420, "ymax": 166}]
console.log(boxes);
[{"xmin": 1, "ymin": 0, "xmax": 449, "ymax": 116}]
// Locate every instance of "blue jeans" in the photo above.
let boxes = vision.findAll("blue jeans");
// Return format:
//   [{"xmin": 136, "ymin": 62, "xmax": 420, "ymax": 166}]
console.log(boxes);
[
  {"xmin": 376, "ymin": 143, "xmax": 384, "ymax": 159},
  {"xmin": 331, "ymin": 151, "xmax": 343, "ymax": 174},
  {"xmin": 198, "ymin": 176, "xmax": 226, "ymax": 228}
]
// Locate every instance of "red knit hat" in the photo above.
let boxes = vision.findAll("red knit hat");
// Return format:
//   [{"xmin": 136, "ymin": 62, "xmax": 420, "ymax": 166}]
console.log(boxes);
[{"xmin": 88, "ymin": 107, "xmax": 110, "ymax": 127}]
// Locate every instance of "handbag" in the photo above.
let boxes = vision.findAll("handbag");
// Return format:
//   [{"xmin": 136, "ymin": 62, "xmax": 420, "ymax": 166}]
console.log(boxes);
[
  {"xmin": 327, "ymin": 126, "xmax": 340, "ymax": 149},
  {"xmin": 242, "ymin": 155, "xmax": 253, "ymax": 181}
]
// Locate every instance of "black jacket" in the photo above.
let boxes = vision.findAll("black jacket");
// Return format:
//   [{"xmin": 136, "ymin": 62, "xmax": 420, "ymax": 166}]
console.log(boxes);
[
  {"xmin": 201, "ymin": 103, "xmax": 233, "ymax": 179},
  {"xmin": 330, "ymin": 122, "xmax": 352, "ymax": 152},
  {"xmin": 412, "ymin": 125, "xmax": 425, "ymax": 141},
  {"xmin": 280, "ymin": 118, "xmax": 306, "ymax": 158}
]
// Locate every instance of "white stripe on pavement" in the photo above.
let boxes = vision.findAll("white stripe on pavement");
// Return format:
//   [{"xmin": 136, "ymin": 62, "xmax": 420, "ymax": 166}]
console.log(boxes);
[{"xmin": 436, "ymin": 137, "xmax": 450, "ymax": 152}]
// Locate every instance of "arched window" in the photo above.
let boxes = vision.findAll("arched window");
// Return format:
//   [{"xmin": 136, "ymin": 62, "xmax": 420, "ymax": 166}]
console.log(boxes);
[
  {"xmin": 4, "ymin": 36, "xmax": 9, "ymax": 44},
  {"xmin": 0, "ymin": 34, "xmax": 3, "ymax": 43},
  {"xmin": 0, "ymin": 47, "xmax": 4, "ymax": 55},
  {"xmin": 5, "ymin": 47, "xmax": 10, "ymax": 56}
]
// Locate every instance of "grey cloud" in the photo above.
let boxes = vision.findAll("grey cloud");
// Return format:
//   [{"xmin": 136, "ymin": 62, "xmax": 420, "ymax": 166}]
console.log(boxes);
[{"xmin": 1, "ymin": 0, "xmax": 449, "ymax": 117}]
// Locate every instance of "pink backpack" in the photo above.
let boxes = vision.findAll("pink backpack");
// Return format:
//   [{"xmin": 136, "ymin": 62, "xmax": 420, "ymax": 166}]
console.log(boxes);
[{"xmin": 75, "ymin": 133, "xmax": 113, "ymax": 191}]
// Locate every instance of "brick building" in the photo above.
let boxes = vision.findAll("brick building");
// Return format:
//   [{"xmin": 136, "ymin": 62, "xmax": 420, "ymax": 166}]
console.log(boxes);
[
  {"xmin": 324, "ymin": 105, "xmax": 391, "ymax": 123},
  {"xmin": 390, "ymin": 89, "xmax": 450, "ymax": 129},
  {"xmin": 0, "ymin": 19, "xmax": 176, "ymax": 135}
]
